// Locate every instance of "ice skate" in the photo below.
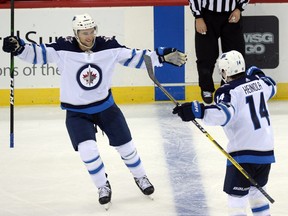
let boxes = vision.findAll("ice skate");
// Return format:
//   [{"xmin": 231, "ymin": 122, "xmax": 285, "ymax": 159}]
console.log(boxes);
[
  {"xmin": 98, "ymin": 181, "xmax": 112, "ymax": 210},
  {"xmin": 135, "ymin": 176, "xmax": 154, "ymax": 200}
]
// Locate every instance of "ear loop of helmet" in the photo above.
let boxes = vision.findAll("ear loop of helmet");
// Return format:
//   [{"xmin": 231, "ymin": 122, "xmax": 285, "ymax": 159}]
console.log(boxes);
[{"xmin": 221, "ymin": 69, "xmax": 227, "ymax": 83}]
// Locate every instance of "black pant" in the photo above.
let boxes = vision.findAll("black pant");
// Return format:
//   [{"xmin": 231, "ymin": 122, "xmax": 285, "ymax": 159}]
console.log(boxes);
[
  {"xmin": 223, "ymin": 163, "xmax": 271, "ymax": 196},
  {"xmin": 194, "ymin": 9, "xmax": 245, "ymax": 92}
]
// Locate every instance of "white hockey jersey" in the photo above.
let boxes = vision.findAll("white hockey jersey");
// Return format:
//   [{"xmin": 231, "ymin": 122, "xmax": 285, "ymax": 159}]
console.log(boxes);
[
  {"xmin": 202, "ymin": 74, "xmax": 277, "ymax": 165},
  {"xmin": 18, "ymin": 36, "xmax": 162, "ymax": 113}
]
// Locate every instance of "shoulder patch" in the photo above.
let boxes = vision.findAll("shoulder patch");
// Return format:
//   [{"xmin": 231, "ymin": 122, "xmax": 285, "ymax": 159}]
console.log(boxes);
[
  {"xmin": 93, "ymin": 36, "xmax": 125, "ymax": 52},
  {"xmin": 46, "ymin": 36, "xmax": 80, "ymax": 52},
  {"xmin": 64, "ymin": 36, "xmax": 74, "ymax": 43}
]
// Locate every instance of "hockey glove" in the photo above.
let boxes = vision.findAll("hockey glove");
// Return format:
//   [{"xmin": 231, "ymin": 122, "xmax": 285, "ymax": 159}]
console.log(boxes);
[
  {"xmin": 156, "ymin": 47, "xmax": 187, "ymax": 67},
  {"xmin": 246, "ymin": 66, "xmax": 265, "ymax": 77},
  {"xmin": 2, "ymin": 36, "xmax": 25, "ymax": 56},
  {"xmin": 172, "ymin": 101, "xmax": 205, "ymax": 122}
]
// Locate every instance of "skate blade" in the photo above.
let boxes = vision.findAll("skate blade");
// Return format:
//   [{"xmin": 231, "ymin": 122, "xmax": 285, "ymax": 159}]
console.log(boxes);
[
  {"xmin": 103, "ymin": 202, "xmax": 112, "ymax": 211},
  {"xmin": 147, "ymin": 194, "xmax": 154, "ymax": 200}
]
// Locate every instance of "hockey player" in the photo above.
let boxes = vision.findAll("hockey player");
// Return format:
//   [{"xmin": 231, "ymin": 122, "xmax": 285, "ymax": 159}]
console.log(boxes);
[
  {"xmin": 2, "ymin": 13, "xmax": 187, "ymax": 209},
  {"xmin": 173, "ymin": 50, "xmax": 276, "ymax": 216}
]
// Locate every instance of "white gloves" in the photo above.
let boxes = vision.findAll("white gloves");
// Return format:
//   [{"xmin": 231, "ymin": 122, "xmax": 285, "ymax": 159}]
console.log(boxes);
[{"xmin": 156, "ymin": 47, "xmax": 187, "ymax": 67}]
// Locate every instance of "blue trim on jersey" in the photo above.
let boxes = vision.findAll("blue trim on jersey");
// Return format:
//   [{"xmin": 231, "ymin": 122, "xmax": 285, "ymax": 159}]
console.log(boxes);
[
  {"xmin": 124, "ymin": 49, "xmax": 136, "ymax": 66},
  {"xmin": 269, "ymin": 85, "xmax": 276, "ymax": 100},
  {"xmin": 136, "ymin": 50, "xmax": 147, "ymax": 68},
  {"xmin": 262, "ymin": 77, "xmax": 276, "ymax": 99},
  {"xmin": 227, "ymin": 155, "xmax": 275, "ymax": 166},
  {"xmin": 217, "ymin": 103, "xmax": 231, "ymax": 126},
  {"xmin": 126, "ymin": 158, "xmax": 141, "ymax": 168},
  {"xmin": 156, "ymin": 47, "xmax": 165, "ymax": 56},
  {"xmin": 61, "ymin": 94, "xmax": 115, "ymax": 114},
  {"xmin": 252, "ymin": 204, "xmax": 270, "ymax": 213},
  {"xmin": 32, "ymin": 43, "xmax": 37, "ymax": 64},
  {"xmin": 88, "ymin": 163, "xmax": 104, "ymax": 175},
  {"xmin": 40, "ymin": 44, "xmax": 47, "ymax": 64}
]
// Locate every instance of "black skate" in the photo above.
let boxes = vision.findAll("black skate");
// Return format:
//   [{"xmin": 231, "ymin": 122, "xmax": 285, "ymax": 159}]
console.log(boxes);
[
  {"xmin": 135, "ymin": 176, "xmax": 154, "ymax": 198},
  {"xmin": 98, "ymin": 181, "xmax": 112, "ymax": 210}
]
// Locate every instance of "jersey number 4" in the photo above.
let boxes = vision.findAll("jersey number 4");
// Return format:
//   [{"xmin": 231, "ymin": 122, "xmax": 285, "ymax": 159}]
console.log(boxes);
[{"xmin": 246, "ymin": 92, "xmax": 270, "ymax": 130}]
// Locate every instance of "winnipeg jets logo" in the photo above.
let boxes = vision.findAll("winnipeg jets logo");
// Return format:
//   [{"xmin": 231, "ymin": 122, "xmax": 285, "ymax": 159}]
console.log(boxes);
[
  {"xmin": 82, "ymin": 67, "xmax": 97, "ymax": 85},
  {"xmin": 77, "ymin": 64, "xmax": 102, "ymax": 90}
]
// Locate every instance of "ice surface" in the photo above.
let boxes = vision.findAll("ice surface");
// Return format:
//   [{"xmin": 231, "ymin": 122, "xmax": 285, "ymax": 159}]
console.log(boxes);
[{"xmin": 0, "ymin": 101, "xmax": 287, "ymax": 216}]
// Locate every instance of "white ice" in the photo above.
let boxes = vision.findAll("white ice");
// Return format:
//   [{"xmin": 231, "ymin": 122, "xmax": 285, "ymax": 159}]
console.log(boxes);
[{"xmin": 0, "ymin": 101, "xmax": 287, "ymax": 216}]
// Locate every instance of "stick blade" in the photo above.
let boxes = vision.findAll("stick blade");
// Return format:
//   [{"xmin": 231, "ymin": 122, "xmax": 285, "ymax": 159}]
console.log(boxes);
[{"xmin": 144, "ymin": 55, "xmax": 155, "ymax": 80}]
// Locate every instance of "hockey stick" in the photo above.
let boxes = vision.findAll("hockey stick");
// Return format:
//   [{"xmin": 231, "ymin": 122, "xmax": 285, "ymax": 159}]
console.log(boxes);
[
  {"xmin": 143, "ymin": 54, "xmax": 275, "ymax": 204},
  {"xmin": 9, "ymin": 0, "xmax": 15, "ymax": 148}
]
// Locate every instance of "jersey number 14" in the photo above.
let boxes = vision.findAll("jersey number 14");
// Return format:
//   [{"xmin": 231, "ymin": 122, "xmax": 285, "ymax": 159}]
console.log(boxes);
[{"xmin": 246, "ymin": 92, "xmax": 270, "ymax": 130}]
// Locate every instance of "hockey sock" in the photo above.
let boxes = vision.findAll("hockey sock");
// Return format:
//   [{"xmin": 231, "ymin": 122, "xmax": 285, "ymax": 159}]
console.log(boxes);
[
  {"xmin": 228, "ymin": 194, "xmax": 248, "ymax": 216},
  {"xmin": 115, "ymin": 140, "xmax": 146, "ymax": 178},
  {"xmin": 78, "ymin": 140, "xmax": 107, "ymax": 188},
  {"xmin": 249, "ymin": 186, "xmax": 270, "ymax": 216}
]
